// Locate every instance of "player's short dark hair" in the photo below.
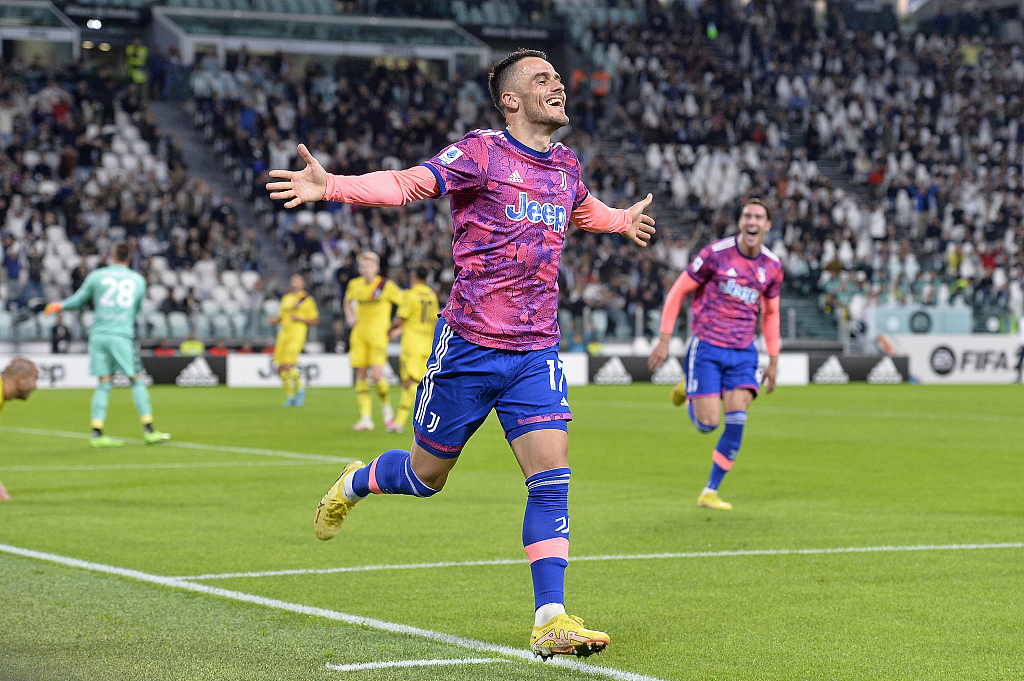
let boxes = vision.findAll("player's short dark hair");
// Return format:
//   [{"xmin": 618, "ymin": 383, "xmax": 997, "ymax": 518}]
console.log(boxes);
[
  {"xmin": 488, "ymin": 48, "xmax": 548, "ymax": 117},
  {"xmin": 415, "ymin": 266, "xmax": 429, "ymax": 281},
  {"xmin": 742, "ymin": 198, "xmax": 771, "ymax": 221},
  {"xmin": 112, "ymin": 241, "xmax": 132, "ymax": 264}
]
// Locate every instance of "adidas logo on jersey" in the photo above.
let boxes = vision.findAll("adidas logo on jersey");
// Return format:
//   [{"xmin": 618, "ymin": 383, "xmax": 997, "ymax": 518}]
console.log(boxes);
[
  {"xmin": 867, "ymin": 356, "xmax": 904, "ymax": 384},
  {"xmin": 726, "ymin": 268, "xmax": 738, "ymax": 277},
  {"xmin": 812, "ymin": 355, "xmax": 849, "ymax": 384},
  {"xmin": 176, "ymin": 357, "xmax": 220, "ymax": 387},
  {"xmin": 508, "ymin": 170, "xmax": 523, "ymax": 183},
  {"xmin": 651, "ymin": 357, "xmax": 685, "ymax": 385},
  {"xmin": 593, "ymin": 357, "xmax": 632, "ymax": 385}
]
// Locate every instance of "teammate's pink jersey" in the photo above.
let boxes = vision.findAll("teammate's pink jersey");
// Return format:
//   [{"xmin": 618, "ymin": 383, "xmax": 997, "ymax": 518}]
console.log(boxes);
[
  {"xmin": 685, "ymin": 236, "xmax": 784, "ymax": 349},
  {"xmin": 422, "ymin": 130, "xmax": 589, "ymax": 351}
]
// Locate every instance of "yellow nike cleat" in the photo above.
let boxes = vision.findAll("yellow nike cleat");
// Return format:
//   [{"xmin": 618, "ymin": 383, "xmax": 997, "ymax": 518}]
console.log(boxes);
[
  {"xmin": 89, "ymin": 435, "xmax": 123, "ymax": 448},
  {"xmin": 530, "ymin": 614, "xmax": 609, "ymax": 659},
  {"xmin": 313, "ymin": 460, "xmax": 365, "ymax": 541},
  {"xmin": 670, "ymin": 379, "xmax": 687, "ymax": 406},
  {"xmin": 698, "ymin": 490, "xmax": 733, "ymax": 510}
]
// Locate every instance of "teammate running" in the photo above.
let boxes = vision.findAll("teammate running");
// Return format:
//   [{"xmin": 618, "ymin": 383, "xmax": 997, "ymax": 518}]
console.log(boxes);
[
  {"xmin": 648, "ymin": 199, "xmax": 783, "ymax": 510},
  {"xmin": 268, "ymin": 49, "xmax": 655, "ymax": 658},
  {"xmin": 45, "ymin": 241, "xmax": 170, "ymax": 447}
]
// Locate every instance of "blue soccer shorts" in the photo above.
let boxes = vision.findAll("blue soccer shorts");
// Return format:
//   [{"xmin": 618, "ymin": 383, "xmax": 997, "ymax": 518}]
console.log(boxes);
[
  {"xmin": 412, "ymin": 320, "xmax": 572, "ymax": 459},
  {"xmin": 684, "ymin": 337, "xmax": 761, "ymax": 399}
]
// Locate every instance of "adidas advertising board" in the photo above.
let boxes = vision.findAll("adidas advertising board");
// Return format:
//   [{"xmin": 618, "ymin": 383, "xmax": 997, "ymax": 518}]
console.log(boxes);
[
  {"xmin": 884, "ymin": 334, "xmax": 1022, "ymax": 384},
  {"xmin": 226, "ymin": 354, "xmax": 353, "ymax": 388},
  {"xmin": 588, "ymin": 353, "xmax": 810, "ymax": 386},
  {"xmin": 807, "ymin": 355, "xmax": 908, "ymax": 384},
  {"xmin": 141, "ymin": 357, "xmax": 226, "ymax": 386}
]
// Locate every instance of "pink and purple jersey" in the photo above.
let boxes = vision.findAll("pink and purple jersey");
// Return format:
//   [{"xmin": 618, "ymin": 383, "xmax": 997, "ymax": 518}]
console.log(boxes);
[
  {"xmin": 421, "ymin": 130, "xmax": 589, "ymax": 351},
  {"xmin": 686, "ymin": 236, "xmax": 784, "ymax": 349}
]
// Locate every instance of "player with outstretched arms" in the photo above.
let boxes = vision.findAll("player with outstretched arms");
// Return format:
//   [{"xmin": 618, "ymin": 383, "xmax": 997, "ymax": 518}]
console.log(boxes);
[
  {"xmin": 648, "ymin": 199, "xmax": 783, "ymax": 510},
  {"xmin": 267, "ymin": 49, "xmax": 655, "ymax": 658},
  {"xmin": 0, "ymin": 357, "xmax": 40, "ymax": 500},
  {"xmin": 45, "ymin": 241, "xmax": 170, "ymax": 447},
  {"xmin": 387, "ymin": 266, "xmax": 440, "ymax": 434}
]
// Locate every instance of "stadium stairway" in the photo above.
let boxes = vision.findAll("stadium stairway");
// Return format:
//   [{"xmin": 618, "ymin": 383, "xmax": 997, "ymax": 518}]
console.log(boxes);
[{"xmin": 149, "ymin": 101, "xmax": 288, "ymax": 282}]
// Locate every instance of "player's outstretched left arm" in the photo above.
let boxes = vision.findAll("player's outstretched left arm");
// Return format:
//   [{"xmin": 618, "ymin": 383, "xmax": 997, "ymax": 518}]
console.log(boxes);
[{"xmin": 267, "ymin": 144, "xmax": 327, "ymax": 208}]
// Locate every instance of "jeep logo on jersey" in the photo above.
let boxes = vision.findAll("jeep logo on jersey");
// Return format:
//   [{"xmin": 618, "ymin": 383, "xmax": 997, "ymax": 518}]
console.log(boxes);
[
  {"xmin": 719, "ymin": 278, "xmax": 760, "ymax": 305},
  {"xmin": 505, "ymin": 192, "xmax": 568, "ymax": 233}
]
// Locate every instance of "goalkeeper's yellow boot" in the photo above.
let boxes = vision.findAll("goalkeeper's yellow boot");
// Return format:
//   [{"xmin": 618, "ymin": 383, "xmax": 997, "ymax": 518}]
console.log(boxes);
[
  {"xmin": 670, "ymin": 379, "xmax": 687, "ymax": 406},
  {"xmin": 698, "ymin": 490, "xmax": 732, "ymax": 510},
  {"xmin": 143, "ymin": 430, "xmax": 170, "ymax": 444},
  {"xmin": 313, "ymin": 460, "xmax": 365, "ymax": 541},
  {"xmin": 530, "ymin": 614, "xmax": 609, "ymax": 659},
  {"xmin": 89, "ymin": 435, "xmax": 123, "ymax": 448}
]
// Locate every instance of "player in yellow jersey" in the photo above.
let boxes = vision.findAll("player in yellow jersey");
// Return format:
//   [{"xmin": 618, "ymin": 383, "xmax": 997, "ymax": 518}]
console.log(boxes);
[
  {"xmin": 387, "ymin": 266, "xmax": 440, "ymax": 433},
  {"xmin": 269, "ymin": 274, "xmax": 319, "ymax": 407},
  {"xmin": 345, "ymin": 252, "xmax": 402, "ymax": 430},
  {"xmin": 0, "ymin": 357, "xmax": 40, "ymax": 500}
]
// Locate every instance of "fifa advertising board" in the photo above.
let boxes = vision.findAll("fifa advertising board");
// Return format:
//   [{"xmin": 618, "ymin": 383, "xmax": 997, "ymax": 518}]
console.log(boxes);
[
  {"xmin": 227, "ymin": 353, "xmax": 353, "ymax": 387},
  {"xmin": 884, "ymin": 334, "xmax": 1024, "ymax": 384}
]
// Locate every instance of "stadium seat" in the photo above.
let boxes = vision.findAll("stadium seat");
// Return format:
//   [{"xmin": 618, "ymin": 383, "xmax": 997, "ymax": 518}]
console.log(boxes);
[
  {"xmin": 45, "ymin": 225, "xmax": 66, "ymax": 242},
  {"xmin": 200, "ymin": 299, "xmax": 220, "ymax": 316},
  {"xmin": 148, "ymin": 284, "xmax": 169, "ymax": 303},
  {"xmin": 149, "ymin": 255, "xmax": 169, "ymax": 272},
  {"xmin": 146, "ymin": 312, "xmax": 169, "ymax": 338},
  {"xmin": 121, "ymin": 154, "xmax": 140, "ymax": 172},
  {"xmin": 111, "ymin": 138, "xmax": 129, "ymax": 155},
  {"xmin": 211, "ymin": 315, "xmax": 232, "ymax": 338},
  {"xmin": 239, "ymin": 271, "xmax": 261, "ymax": 291},
  {"xmin": 220, "ymin": 270, "xmax": 240, "ymax": 288},
  {"xmin": 131, "ymin": 140, "xmax": 150, "ymax": 156},
  {"xmin": 230, "ymin": 312, "xmax": 249, "ymax": 336},
  {"xmin": 193, "ymin": 314, "xmax": 212, "ymax": 338},
  {"xmin": 315, "ymin": 210, "xmax": 333, "ymax": 229},
  {"xmin": 230, "ymin": 286, "xmax": 249, "ymax": 304},
  {"xmin": 167, "ymin": 312, "xmax": 190, "ymax": 339},
  {"xmin": 37, "ymin": 312, "xmax": 56, "ymax": 337},
  {"xmin": 159, "ymin": 270, "xmax": 179, "ymax": 287},
  {"xmin": 0, "ymin": 312, "xmax": 12, "ymax": 340},
  {"xmin": 211, "ymin": 286, "xmax": 232, "ymax": 304},
  {"xmin": 16, "ymin": 316, "xmax": 38, "ymax": 340},
  {"xmin": 101, "ymin": 152, "xmax": 120, "ymax": 170},
  {"xmin": 179, "ymin": 271, "xmax": 199, "ymax": 290}
]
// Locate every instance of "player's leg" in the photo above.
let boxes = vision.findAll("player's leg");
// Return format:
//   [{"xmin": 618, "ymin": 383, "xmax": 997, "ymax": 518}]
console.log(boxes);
[
  {"xmin": 111, "ymin": 338, "xmax": 169, "ymax": 443},
  {"xmin": 496, "ymin": 347, "xmax": 607, "ymax": 659},
  {"xmin": 684, "ymin": 339, "xmax": 723, "ymax": 433},
  {"xmin": 391, "ymin": 352, "xmax": 425, "ymax": 433},
  {"xmin": 314, "ymin": 321, "xmax": 494, "ymax": 539},
  {"xmin": 370, "ymin": 338, "xmax": 394, "ymax": 427},
  {"xmin": 350, "ymin": 330, "xmax": 374, "ymax": 429},
  {"xmin": 87, "ymin": 336, "xmax": 122, "ymax": 447},
  {"xmin": 699, "ymin": 345, "xmax": 759, "ymax": 510}
]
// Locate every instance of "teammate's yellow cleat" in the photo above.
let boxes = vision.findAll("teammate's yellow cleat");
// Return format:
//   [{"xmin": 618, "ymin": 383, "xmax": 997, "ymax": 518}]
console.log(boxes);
[
  {"xmin": 698, "ymin": 490, "xmax": 732, "ymax": 510},
  {"xmin": 143, "ymin": 430, "xmax": 170, "ymax": 444},
  {"xmin": 670, "ymin": 379, "xmax": 687, "ymax": 406},
  {"xmin": 89, "ymin": 435, "xmax": 123, "ymax": 448},
  {"xmin": 313, "ymin": 460, "xmax": 365, "ymax": 541},
  {"xmin": 530, "ymin": 614, "xmax": 609, "ymax": 659}
]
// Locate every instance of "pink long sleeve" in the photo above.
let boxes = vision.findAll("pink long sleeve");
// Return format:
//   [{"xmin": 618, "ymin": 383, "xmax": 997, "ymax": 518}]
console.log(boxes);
[
  {"xmin": 659, "ymin": 272, "xmax": 700, "ymax": 335},
  {"xmin": 570, "ymin": 194, "xmax": 631, "ymax": 234},
  {"xmin": 323, "ymin": 165, "xmax": 440, "ymax": 206},
  {"xmin": 761, "ymin": 296, "xmax": 781, "ymax": 355}
]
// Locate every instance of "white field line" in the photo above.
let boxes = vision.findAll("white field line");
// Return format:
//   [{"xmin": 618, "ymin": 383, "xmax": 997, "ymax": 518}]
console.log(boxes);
[
  {"xmin": 178, "ymin": 542, "xmax": 1024, "ymax": 581},
  {"xmin": 0, "ymin": 461, "xmax": 327, "ymax": 472},
  {"xmin": 570, "ymin": 401, "xmax": 1024, "ymax": 424},
  {"xmin": 0, "ymin": 543, "xmax": 666, "ymax": 681},
  {"xmin": 0, "ymin": 426, "xmax": 351, "ymax": 463},
  {"xmin": 326, "ymin": 658, "xmax": 506, "ymax": 672}
]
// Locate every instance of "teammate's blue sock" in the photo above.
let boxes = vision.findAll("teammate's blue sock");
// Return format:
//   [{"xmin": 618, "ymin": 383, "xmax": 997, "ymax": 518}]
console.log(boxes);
[
  {"xmin": 131, "ymin": 378, "xmax": 153, "ymax": 423},
  {"xmin": 523, "ymin": 467, "xmax": 571, "ymax": 610},
  {"xmin": 688, "ymin": 401, "xmax": 717, "ymax": 433},
  {"xmin": 351, "ymin": 449, "xmax": 437, "ymax": 497},
  {"xmin": 706, "ymin": 411, "xmax": 746, "ymax": 491},
  {"xmin": 90, "ymin": 380, "xmax": 113, "ymax": 430}
]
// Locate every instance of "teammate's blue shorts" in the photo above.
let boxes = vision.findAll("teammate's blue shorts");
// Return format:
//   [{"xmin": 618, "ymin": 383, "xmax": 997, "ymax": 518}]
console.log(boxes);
[
  {"xmin": 412, "ymin": 320, "xmax": 572, "ymax": 459},
  {"xmin": 684, "ymin": 337, "xmax": 760, "ymax": 399}
]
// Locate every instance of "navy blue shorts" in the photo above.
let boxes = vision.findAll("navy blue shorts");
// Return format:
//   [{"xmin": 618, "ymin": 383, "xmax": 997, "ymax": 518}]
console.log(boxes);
[
  {"xmin": 412, "ymin": 320, "xmax": 572, "ymax": 459},
  {"xmin": 684, "ymin": 337, "xmax": 761, "ymax": 399}
]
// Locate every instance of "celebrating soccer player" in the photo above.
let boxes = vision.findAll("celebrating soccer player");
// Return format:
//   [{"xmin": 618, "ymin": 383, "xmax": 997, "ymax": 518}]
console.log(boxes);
[
  {"xmin": 269, "ymin": 273, "xmax": 319, "ymax": 407},
  {"xmin": 648, "ymin": 199, "xmax": 783, "ymax": 510},
  {"xmin": 387, "ymin": 266, "xmax": 440, "ymax": 434},
  {"xmin": 0, "ymin": 357, "xmax": 40, "ymax": 500},
  {"xmin": 267, "ymin": 48, "xmax": 655, "ymax": 658},
  {"xmin": 45, "ymin": 242, "xmax": 170, "ymax": 447},
  {"xmin": 344, "ymin": 252, "xmax": 402, "ymax": 430}
]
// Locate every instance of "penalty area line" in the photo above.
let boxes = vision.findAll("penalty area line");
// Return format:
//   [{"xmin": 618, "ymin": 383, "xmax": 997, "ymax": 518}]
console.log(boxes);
[
  {"xmin": 178, "ymin": 542, "xmax": 1024, "ymax": 580},
  {"xmin": 0, "ymin": 460, "xmax": 328, "ymax": 472},
  {"xmin": 326, "ymin": 658, "xmax": 507, "ymax": 672},
  {"xmin": 0, "ymin": 426, "xmax": 351, "ymax": 463},
  {"xmin": 0, "ymin": 543, "xmax": 666, "ymax": 681}
]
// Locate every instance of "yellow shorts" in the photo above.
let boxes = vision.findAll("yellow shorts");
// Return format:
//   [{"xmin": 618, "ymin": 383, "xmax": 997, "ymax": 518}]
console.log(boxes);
[
  {"xmin": 273, "ymin": 337, "xmax": 305, "ymax": 366},
  {"xmin": 399, "ymin": 351, "xmax": 430, "ymax": 383},
  {"xmin": 349, "ymin": 327, "xmax": 388, "ymax": 368}
]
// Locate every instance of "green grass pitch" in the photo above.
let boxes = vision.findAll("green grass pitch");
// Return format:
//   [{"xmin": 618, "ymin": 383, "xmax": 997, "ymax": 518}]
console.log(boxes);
[{"xmin": 1, "ymin": 383, "xmax": 1022, "ymax": 680}]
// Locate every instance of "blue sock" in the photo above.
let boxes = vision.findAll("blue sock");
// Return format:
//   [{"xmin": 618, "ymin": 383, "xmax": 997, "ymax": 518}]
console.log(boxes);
[
  {"xmin": 688, "ymin": 401, "xmax": 717, "ymax": 433},
  {"xmin": 706, "ymin": 411, "xmax": 746, "ymax": 491},
  {"xmin": 523, "ymin": 467, "xmax": 571, "ymax": 610},
  {"xmin": 351, "ymin": 449, "xmax": 437, "ymax": 497}
]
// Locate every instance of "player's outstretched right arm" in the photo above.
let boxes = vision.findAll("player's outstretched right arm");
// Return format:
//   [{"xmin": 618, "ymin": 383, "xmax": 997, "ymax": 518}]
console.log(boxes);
[
  {"xmin": 267, "ymin": 144, "xmax": 440, "ymax": 209},
  {"xmin": 647, "ymin": 271, "xmax": 700, "ymax": 371}
]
